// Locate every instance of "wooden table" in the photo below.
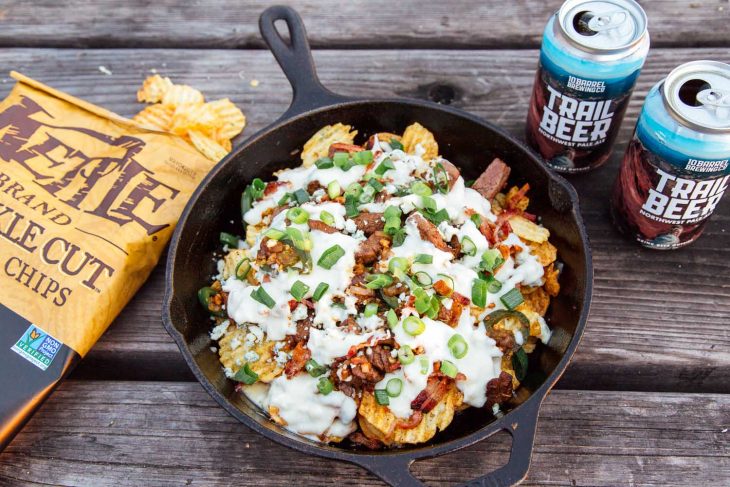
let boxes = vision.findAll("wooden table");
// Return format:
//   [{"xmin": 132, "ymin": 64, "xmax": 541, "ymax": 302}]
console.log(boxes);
[{"xmin": 0, "ymin": 1, "xmax": 728, "ymax": 485}]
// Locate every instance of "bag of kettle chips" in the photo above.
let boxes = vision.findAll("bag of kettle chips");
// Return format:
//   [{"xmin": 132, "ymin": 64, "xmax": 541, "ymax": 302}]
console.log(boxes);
[{"xmin": 0, "ymin": 72, "xmax": 217, "ymax": 451}]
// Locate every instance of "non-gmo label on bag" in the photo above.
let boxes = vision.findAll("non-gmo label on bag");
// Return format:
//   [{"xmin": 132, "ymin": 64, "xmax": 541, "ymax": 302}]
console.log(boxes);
[{"xmin": 10, "ymin": 324, "xmax": 62, "ymax": 371}]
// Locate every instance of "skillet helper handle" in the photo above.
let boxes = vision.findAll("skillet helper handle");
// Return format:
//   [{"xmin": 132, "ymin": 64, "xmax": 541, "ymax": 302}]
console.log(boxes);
[
  {"xmin": 259, "ymin": 6, "xmax": 348, "ymax": 120},
  {"xmin": 354, "ymin": 397, "xmax": 542, "ymax": 487}
]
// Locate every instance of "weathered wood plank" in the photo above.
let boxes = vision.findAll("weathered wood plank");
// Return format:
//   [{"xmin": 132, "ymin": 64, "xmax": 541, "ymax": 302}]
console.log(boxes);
[
  {"xmin": 0, "ymin": 1, "xmax": 728, "ymax": 49},
  {"xmin": 0, "ymin": 382, "xmax": 727, "ymax": 486},
  {"xmin": 0, "ymin": 47, "xmax": 728, "ymax": 390}
]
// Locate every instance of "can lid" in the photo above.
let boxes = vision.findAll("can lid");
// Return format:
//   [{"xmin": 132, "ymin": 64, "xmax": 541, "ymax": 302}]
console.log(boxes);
[
  {"xmin": 664, "ymin": 60, "xmax": 730, "ymax": 132},
  {"xmin": 557, "ymin": 0, "xmax": 647, "ymax": 53}
]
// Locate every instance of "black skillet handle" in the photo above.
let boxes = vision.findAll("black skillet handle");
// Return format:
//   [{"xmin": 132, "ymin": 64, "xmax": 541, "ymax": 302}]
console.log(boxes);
[
  {"xmin": 352, "ymin": 397, "xmax": 542, "ymax": 487},
  {"xmin": 259, "ymin": 6, "xmax": 349, "ymax": 121}
]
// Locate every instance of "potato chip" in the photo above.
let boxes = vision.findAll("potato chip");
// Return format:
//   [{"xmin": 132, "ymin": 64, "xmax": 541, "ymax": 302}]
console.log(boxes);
[
  {"xmin": 301, "ymin": 123, "xmax": 357, "ymax": 167},
  {"xmin": 137, "ymin": 74, "xmax": 174, "ymax": 103},
  {"xmin": 504, "ymin": 185, "xmax": 530, "ymax": 212},
  {"xmin": 246, "ymin": 223, "xmax": 265, "ymax": 246},
  {"xmin": 529, "ymin": 240, "xmax": 558, "ymax": 266},
  {"xmin": 501, "ymin": 353, "xmax": 520, "ymax": 389},
  {"xmin": 188, "ymin": 129, "xmax": 229, "ymax": 162},
  {"xmin": 521, "ymin": 286, "xmax": 550, "ymax": 316},
  {"xmin": 170, "ymin": 102, "xmax": 219, "ymax": 136},
  {"xmin": 222, "ymin": 248, "xmax": 247, "ymax": 280},
  {"xmin": 218, "ymin": 326, "xmax": 284, "ymax": 383},
  {"xmin": 544, "ymin": 263, "xmax": 560, "ymax": 297},
  {"xmin": 358, "ymin": 385, "xmax": 463, "ymax": 445},
  {"xmin": 161, "ymin": 84, "xmax": 205, "ymax": 107},
  {"xmin": 132, "ymin": 103, "xmax": 174, "ymax": 131},
  {"xmin": 208, "ymin": 98, "xmax": 246, "ymax": 140},
  {"xmin": 509, "ymin": 215, "xmax": 550, "ymax": 243},
  {"xmin": 401, "ymin": 122, "xmax": 438, "ymax": 160}
]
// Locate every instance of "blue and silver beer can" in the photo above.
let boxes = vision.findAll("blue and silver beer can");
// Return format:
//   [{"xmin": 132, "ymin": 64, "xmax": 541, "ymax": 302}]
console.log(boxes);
[
  {"xmin": 611, "ymin": 60, "xmax": 730, "ymax": 249},
  {"xmin": 526, "ymin": 0, "xmax": 650, "ymax": 173}
]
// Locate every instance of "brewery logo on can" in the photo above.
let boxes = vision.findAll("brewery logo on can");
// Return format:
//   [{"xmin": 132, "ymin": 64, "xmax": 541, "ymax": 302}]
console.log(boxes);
[
  {"xmin": 526, "ymin": 0, "xmax": 650, "ymax": 173},
  {"xmin": 611, "ymin": 60, "xmax": 730, "ymax": 249}
]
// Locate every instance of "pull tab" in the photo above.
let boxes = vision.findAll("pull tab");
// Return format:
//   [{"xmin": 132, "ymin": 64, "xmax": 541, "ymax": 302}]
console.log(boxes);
[
  {"xmin": 587, "ymin": 10, "xmax": 628, "ymax": 32},
  {"xmin": 697, "ymin": 88, "xmax": 730, "ymax": 120}
]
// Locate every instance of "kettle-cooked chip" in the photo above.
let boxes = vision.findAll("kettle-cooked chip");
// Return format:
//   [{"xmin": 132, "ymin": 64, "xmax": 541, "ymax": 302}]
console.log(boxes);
[
  {"xmin": 301, "ymin": 123, "xmax": 357, "ymax": 167},
  {"xmin": 401, "ymin": 122, "xmax": 438, "ymax": 160},
  {"xmin": 509, "ymin": 215, "xmax": 550, "ymax": 243},
  {"xmin": 137, "ymin": 74, "xmax": 174, "ymax": 103},
  {"xmin": 218, "ymin": 326, "xmax": 284, "ymax": 383},
  {"xmin": 170, "ymin": 102, "xmax": 219, "ymax": 136},
  {"xmin": 188, "ymin": 129, "xmax": 229, "ymax": 162},
  {"xmin": 528, "ymin": 240, "xmax": 558, "ymax": 266},
  {"xmin": 161, "ymin": 84, "xmax": 205, "ymax": 107},
  {"xmin": 132, "ymin": 103, "xmax": 174, "ymax": 132},
  {"xmin": 208, "ymin": 98, "xmax": 247, "ymax": 140}
]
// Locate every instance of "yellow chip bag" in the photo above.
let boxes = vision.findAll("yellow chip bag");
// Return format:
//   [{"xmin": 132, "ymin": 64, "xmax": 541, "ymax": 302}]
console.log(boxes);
[{"xmin": 0, "ymin": 72, "xmax": 216, "ymax": 450}]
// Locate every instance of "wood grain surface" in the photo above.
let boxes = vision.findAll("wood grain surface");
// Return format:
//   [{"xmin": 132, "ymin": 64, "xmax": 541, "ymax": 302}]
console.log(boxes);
[
  {"xmin": 0, "ymin": 0, "xmax": 728, "ymax": 49},
  {"xmin": 1, "ymin": 47, "xmax": 725, "ymax": 391},
  {"xmin": 1, "ymin": 381, "xmax": 727, "ymax": 486}
]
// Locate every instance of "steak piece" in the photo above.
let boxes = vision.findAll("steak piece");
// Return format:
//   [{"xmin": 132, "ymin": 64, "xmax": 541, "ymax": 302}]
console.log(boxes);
[
  {"xmin": 472, "ymin": 158, "xmax": 511, "ymax": 199},
  {"xmin": 355, "ymin": 230, "xmax": 389, "ymax": 265},
  {"xmin": 437, "ymin": 159, "xmax": 461, "ymax": 190},
  {"xmin": 411, "ymin": 213, "xmax": 450, "ymax": 253},
  {"xmin": 411, "ymin": 375, "xmax": 453, "ymax": 413},
  {"xmin": 352, "ymin": 212, "xmax": 384, "ymax": 235},
  {"xmin": 486, "ymin": 371, "xmax": 514, "ymax": 408},
  {"xmin": 308, "ymin": 219, "xmax": 338, "ymax": 234}
]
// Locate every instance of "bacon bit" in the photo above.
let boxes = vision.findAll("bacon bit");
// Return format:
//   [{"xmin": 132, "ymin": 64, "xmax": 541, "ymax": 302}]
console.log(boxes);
[
  {"xmin": 522, "ymin": 211, "xmax": 537, "ymax": 222},
  {"xmin": 411, "ymin": 375, "xmax": 452, "ymax": 413},
  {"xmin": 433, "ymin": 279, "xmax": 453, "ymax": 296},
  {"xmin": 349, "ymin": 431, "xmax": 384, "ymax": 450},
  {"xmin": 452, "ymin": 292, "xmax": 470, "ymax": 306},
  {"xmin": 396, "ymin": 410, "xmax": 424, "ymax": 430},
  {"xmin": 488, "ymin": 303, "xmax": 496, "ymax": 309},
  {"xmin": 264, "ymin": 181, "xmax": 287, "ymax": 196},
  {"xmin": 511, "ymin": 245, "xmax": 523, "ymax": 254},
  {"xmin": 284, "ymin": 342, "xmax": 311, "ymax": 378},
  {"xmin": 302, "ymin": 299, "xmax": 315, "ymax": 309},
  {"xmin": 263, "ymin": 274, "xmax": 271, "ymax": 283},
  {"xmin": 328, "ymin": 142, "xmax": 363, "ymax": 158},
  {"xmin": 455, "ymin": 372, "xmax": 467, "ymax": 381},
  {"xmin": 413, "ymin": 345, "xmax": 425, "ymax": 355},
  {"xmin": 288, "ymin": 300, "xmax": 298, "ymax": 311},
  {"xmin": 498, "ymin": 245, "xmax": 510, "ymax": 260},
  {"xmin": 506, "ymin": 183, "xmax": 530, "ymax": 210}
]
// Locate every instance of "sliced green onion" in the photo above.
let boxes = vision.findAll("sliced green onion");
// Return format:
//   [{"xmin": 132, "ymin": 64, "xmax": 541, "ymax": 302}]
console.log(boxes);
[
  {"xmin": 481, "ymin": 249, "xmax": 505, "ymax": 273},
  {"xmin": 386, "ymin": 308, "xmax": 399, "ymax": 328},
  {"xmin": 333, "ymin": 151, "xmax": 350, "ymax": 169},
  {"xmin": 345, "ymin": 195, "xmax": 359, "ymax": 218},
  {"xmin": 440, "ymin": 360, "xmax": 458, "ymax": 378},
  {"xmin": 365, "ymin": 273, "xmax": 393, "ymax": 289},
  {"xmin": 345, "ymin": 182, "xmax": 363, "ymax": 198},
  {"xmin": 250, "ymin": 178, "xmax": 266, "ymax": 199},
  {"xmin": 286, "ymin": 207, "xmax": 309, "ymax": 224},
  {"xmin": 500, "ymin": 288, "xmax": 524, "ymax": 310},
  {"xmin": 421, "ymin": 195, "xmax": 437, "ymax": 212},
  {"xmin": 233, "ymin": 363, "xmax": 259, "ymax": 385},
  {"xmin": 448, "ymin": 334, "xmax": 469, "ymax": 359},
  {"xmin": 285, "ymin": 227, "xmax": 312, "ymax": 251},
  {"xmin": 403, "ymin": 316, "xmax": 426, "ymax": 336},
  {"xmin": 390, "ymin": 138, "xmax": 404, "ymax": 151},
  {"xmin": 264, "ymin": 228, "xmax": 286, "ymax": 240},
  {"xmin": 364, "ymin": 302, "xmax": 379, "ymax": 318},
  {"xmin": 470, "ymin": 213, "xmax": 482, "ymax": 228},
  {"xmin": 317, "ymin": 244, "xmax": 345, "ymax": 269},
  {"xmin": 317, "ymin": 377, "xmax": 334, "ymax": 395},
  {"xmin": 413, "ymin": 271, "xmax": 432, "ymax": 287},
  {"xmin": 386, "ymin": 378, "xmax": 403, "ymax": 397},
  {"xmin": 352, "ymin": 150, "xmax": 373, "ymax": 165},
  {"xmin": 472, "ymin": 278, "xmax": 487, "ymax": 308},
  {"xmin": 235, "ymin": 259, "xmax": 251, "ymax": 280},
  {"xmin": 414, "ymin": 254, "xmax": 433, "ymax": 264},
  {"xmin": 290, "ymin": 280, "xmax": 309, "ymax": 301},
  {"xmin": 312, "ymin": 282, "xmax": 329, "ymax": 301},
  {"xmin": 384, "ymin": 205, "xmax": 402, "ymax": 219},
  {"xmin": 465, "ymin": 179, "xmax": 475, "ymax": 188},
  {"xmin": 327, "ymin": 181, "xmax": 341, "ymax": 199},
  {"xmin": 484, "ymin": 274, "xmax": 503, "ymax": 293},
  {"xmin": 292, "ymin": 188, "xmax": 309, "ymax": 204},
  {"xmin": 374, "ymin": 389, "xmax": 390, "ymax": 405},
  {"xmin": 391, "ymin": 228, "xmax": 406, "ymax": 247},
  {"xmin": 241, "ymin": 186, "xmax": 254, "ymax": 221},
  {"xmin": 368, "ymin": 177, "xmax": 384, "ymax": 192},
  {"xmin": 461, "ymin": 236, "xmax": 477, "ymax": 256},
  {"xmin": 424, "ymin": 208, "xmax": 450, "ymax": 226},
  {"xmin": 277, "ymin": 192, "xmax": 291, "ymax": 206},
  {"xmin": 512, "ymin": 348, "xmax": 528, "ymax": 381},
  {"xmin": 419, "ymin": 356, "xmax": 430, "ymax": 375},
  {"xmin": 388, "ymin": 257, "xmax": 409, "ymax": 274},
  {"xmin": 375, "ymin": 157, "xmax": 395, "ymax": 175},
  {"xmin": 197, "ymin": 286, "xmax": 217, "ymax": 310},
  {"xmin": 433, "ymin": 163, "xmax": 450, "ymax": 194},
  {"xmin": 413, "ymin": 288, "xmax": 432, "ymax": 315},
  {"xmin": 397, "ymin": 345, "xmax": 415, "ymax": 365},
  {"xmin": 384, "ymin": 216, "xmax": 402, "ymax": 235},
  {"xmin": 427, "ymin": 295, "xmax": 440, "ymax": 319},
  {"xmin": 359, "ymin": 184, "xmax": 376, "ymax": 203},
  {"xmin": 251, "ymin": 286, "xmax": 275, "ymax": 309},
  {"xmin": 305, "ymin": 359, "xmax": 328, "ymax": 377},
  {"xmin": 320, "ymin": 210, "xmax": 335, "ymax": 226},
  {"xmin": 220, "ymin": 231, "xmax": 240, "ymax": 248},
  {"xmin": 411, "ymin": 181, "xmax": 433, "ymax": 196},
  {"xmin": 315, "ymin": 156, "xmax": 334, "ymax": 169}
]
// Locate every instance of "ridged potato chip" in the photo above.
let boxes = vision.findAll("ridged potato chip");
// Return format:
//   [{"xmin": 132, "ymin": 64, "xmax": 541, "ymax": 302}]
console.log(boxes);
[
  {"xmin": 208, "ymin": 98, "xmax": 247, "ymax": 140},
  {"xmin": 188, "ymin": 129, "xmax": 229, "ymax": 162},
  {"xmin": 222, "ymin": 248, "xmax": 248, "ymax": 280},
  {"xmin": 161, "ymin": 84, "xmax": 205, "ymax": 107},
  {"xmin": 401, "ymin": 122, "xmax": 438, "ymax": 160},
  {"xmin": 543, "ymin": 263, "xmax": 560, "ymax": 297},
  {"xmin": 529, "ymin": 240, "xmax": 558, "ymax": 266},
  {"xmin": 521, "ymin": 286, "xmax": 550, "ymax": 316},
  {"xmin": 218, "ymin": 326, "xmax": 284, "ymax": 383},
  {"xmin": 137, "ymin": 74, "xmax": 174, "ymax": 103},
  {"xmin": 358, "ymin": 385, "xmax": 463, "ymax": 445},
  {"xmin": 500, "ymin": 353, "xmax": 520, "ymax": 389},
  {"xmin": 301, "ymin": 123, "xmax": 358, "ymax": 167},
  {"xmin": 509, "ymin": 215, "xmax": 550, "ymax": 243},
  {"xmin": 170, "ymin": 102, "xmax": 219, "ymax": 136},
  {"xmin": 132, "ymin": 103, "xmax": 174, "ymax": 131}
]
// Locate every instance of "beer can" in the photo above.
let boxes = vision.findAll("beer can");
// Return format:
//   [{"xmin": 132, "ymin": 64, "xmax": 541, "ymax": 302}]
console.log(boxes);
[
  {"xmin": 611, "ymin": 60, "xmax": 730, "ymax": 249},
  {"xmin": 526, "ymin": 0, "xmax": 650, "ymax": 173}
]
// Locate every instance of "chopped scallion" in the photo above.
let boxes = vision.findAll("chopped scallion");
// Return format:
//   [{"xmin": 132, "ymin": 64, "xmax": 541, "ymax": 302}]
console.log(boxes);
[
  {"xmin": 317, "ymin": 244, "xmax": 345, "ymax": 269},
  {"xmin": 448, "ymin": 334, "xmax": 469, "ymax": 359},
  {"xmin": 411, "ymin": 181, "xmax": 433, "ymax": 196},
  {"xmin": 398, "ymin": 345, "xmax": 415, "ymax": 365},
  {"xmin": 317, "ymin": 377, "xmax": 334, "ymax": 395},
  {"xmin": 364, "ymin": 302, "xmax": 379, "ymax": 318},
  {"xmin": 374, "ymin": 389, "xmax": 390, "ymax": 405},
  {"xmin": 345, "ymin": 195, "xmax": 359, "ymax": 218},
  {"xmin": 375, "ymin": 157, "xmax": 395, "ymax": 175},
  {"xmin": 352, "ymin": 150, "xmax": 373, "ymax": 165},
  {"xmin": 500, "ymin": 288, "xmax": 524, "ymax": 310},
  {"xmin": 233, "ymin": 363, "xmax": 259, "ymax": 385},
  {"xmin": 320, "ymin": 210, "xmax": 335, "ymax": 226},
  {"xmin": 286, "ymin": 207, "xmax": 309, "ymax": 224},
  {"xmin": 403, "ymin": 316, "xmax": 426, "ymax": 336},
  {"xmin": 386, "ymin": 378, "xmax": 403, "ymax": 397},
  {"xmin": 388, "ymin": 257, "xmax": 409, "ymax": 274},
  {"xmin": 386, "ymin": 308, "xmax": 398, "ymax": 328},
  {"xmin": 251, "ymin": 286, "xmax": 275, "ymax": 309},
  {"xmin": 264, "ymin": 228, "xmax": 286, "ymax": 240},
  {"xmin": 368, "ymin": 177, "xmax": 384, "ymax": 192},
  {"xmin": 292, "ymin": 188, "xmax": 309, "ymax": 204},
  {"xmin": 220, "ymin": 231, "xmax": 240, "ymax": 248},
  {"xmin": 440, "ymin": 360, "xmax": 458, "ymax": 378},
  {"xmin": 235, "ymin": 259, "xmax": 251, "ymax": 280},
  {"xmin": 315, "ymin": 156, "xmax": 334, "ymax": 169},
  {"xmin": 472, "ymin": 278, "xmax": 487, "ymax": 308},
  {"xmin": 365, "ymin": 273, "xmax": 393, "ymax": 289},
  {"xmin": 390, "ymin": 138, "xmax": 404, "ymax": 151},
  {"xmin": 305, "ymin": 359, "xmax": 328, "ymax": 377},
  {"xmin": 327, "ymin": 181, "xmax": 341, "ymax": 199},
  {"xmin": 290, "ymin": 280, "xmax": 309, "ymax": 301},
  {"xmin": 461, "ymin": 236, "xmax": 477, "ymax": 256},
  {"xmin": 414, "ymin": 254, "xmax": 433, "ymax": 264},
  {"xmin": 312, "ymin": 282, "xmax": 329, "ymax": 301}
]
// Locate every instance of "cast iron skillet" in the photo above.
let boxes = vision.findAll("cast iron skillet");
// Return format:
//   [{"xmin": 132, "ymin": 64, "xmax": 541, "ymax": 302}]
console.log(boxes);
[{"xmin": 163, "ymin": 6, "xmax": 592, "ymax": 486}]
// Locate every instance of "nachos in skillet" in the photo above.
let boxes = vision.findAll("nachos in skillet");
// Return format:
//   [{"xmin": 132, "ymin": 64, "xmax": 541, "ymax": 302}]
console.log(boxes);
[{"xmin": 198, "ymin": 122, "xmax": 560, "ymax": 448}]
